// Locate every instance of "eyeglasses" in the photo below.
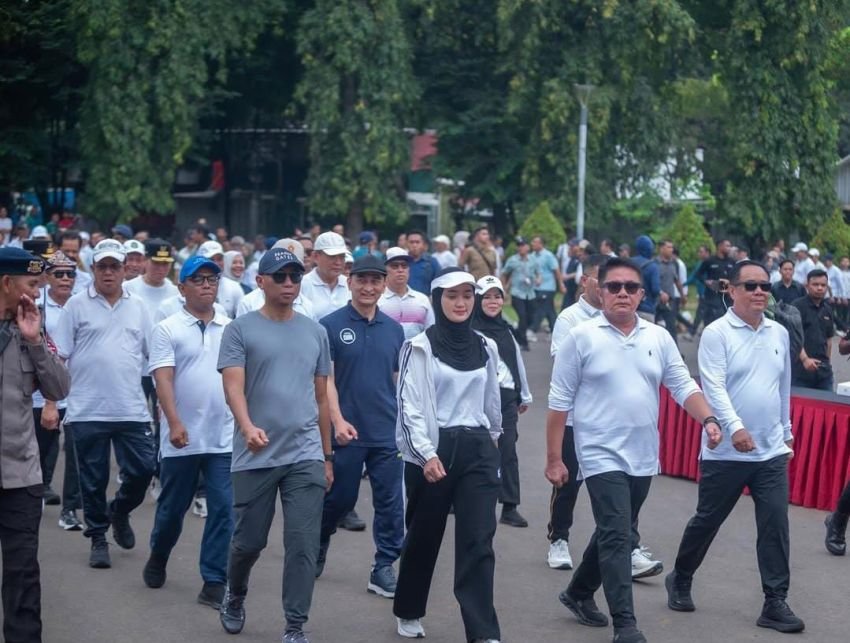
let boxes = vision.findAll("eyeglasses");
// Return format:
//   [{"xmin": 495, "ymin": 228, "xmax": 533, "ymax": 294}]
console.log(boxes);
[
  {"xmin": 270, "ymin": 271, "xmax": 303, "ymax": 284},
  {"xmin": 51, "ymin": 270, "xmax": 76, "ymax": 279},
  {"xmin": 187, "ymin": 274, "xmax": 221, "ymax": 285},
  {"xmin": 734, "ymin": 281, "xmax": 771, "ymax": 292},
  {"xmin": 603, "ymin": 281, "xmax": 642, "ymax": 295}
]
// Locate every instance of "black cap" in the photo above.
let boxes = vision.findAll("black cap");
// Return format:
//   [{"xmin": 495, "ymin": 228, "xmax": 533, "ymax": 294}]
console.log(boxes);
[
  {"xmin": 145, "ymin": 239, "xmax": 174, "ymax": 262},
  {"xmin": 258, "ymin": 248, "xmax": 304, "ymax": 274},
  {"xmin": 350, "ymin": 254, "xmax": 387, "ymax": 276},
  {"xmin": 0, "ymin": 247, "xmax": 45, "ymax": 276},
  {"xmin": 22, "ymin": 239, "xmax": 56, "ymax": 259},
  {"xmin": 516, "ymin": 236, "xmax": 529, "ymax": 246}
]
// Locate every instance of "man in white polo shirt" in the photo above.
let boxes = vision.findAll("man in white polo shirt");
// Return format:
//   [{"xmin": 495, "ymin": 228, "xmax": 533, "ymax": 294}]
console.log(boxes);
[
  {"xmin": 196, "ymin": 241, "xmax": 244, "ymax": 317},
  {"xmin": 666, "ymin": 260, "xmax": 804, "ymax": 634},
  {"xmin": 143, "ymin": 255, "xmax": 234, "ymax": 611},
  {"xmin": 378, "ymin": 246, "xmax": 434, "ymax": 339},
  {"xmin": 299, "ymin": 231, "xmax": 350, "ymax": 322},
  {"xmin": 53, "ymin": 238, "xmax": 157, "ymax": 570},
  {"xmin": 545, "ymin": 257, "xmax": 722, "ymax": 643}
]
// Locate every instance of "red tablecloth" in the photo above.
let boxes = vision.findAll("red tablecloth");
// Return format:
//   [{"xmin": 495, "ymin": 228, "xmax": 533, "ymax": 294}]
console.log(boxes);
[{"xmin": 658, "ymin": 388, "xmax": 850, "ymax": 510}]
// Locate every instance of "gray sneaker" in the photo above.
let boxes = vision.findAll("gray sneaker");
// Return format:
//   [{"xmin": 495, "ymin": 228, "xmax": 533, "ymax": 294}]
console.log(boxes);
[
  {"xmin": 283, "ymin": 630, "xmax": 309, "ymax": 643},
  {"xmin": 367, "ymin": 565, "xmax": 397, "ymax": 598}
]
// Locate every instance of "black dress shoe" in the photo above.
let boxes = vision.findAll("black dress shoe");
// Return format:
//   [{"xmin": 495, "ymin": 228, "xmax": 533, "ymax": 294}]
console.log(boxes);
[
  {"xmin": 757, "ymin": 598, "xmax": 805, "ymax": 633},
  {"xmin": 559, "ymin": 589, "xmax": 609, "ymax": 627},
  {"xmin": 500, "ymin": 507, "xmax": 529, "ymax": 528},
  {"xmin": 219, "ymin": 586, "xmax": 247, "ymax": 634},
  {"xmin": 110, "ymin": 511, "xmax": 135, "ymax": 550},
  {"xmin": 143, "ymin": 553, "xmax": 168, "ymax": 588},
  {"xmin": 825, "ymin": 512, "xmax": 848, "ymax": 556},
  {"xmin": 338, "ymin": 509, "xmax": 366, "ymax": 531},
  {"xmin": 198, "ymin": 582, "xmax": 226, "ymax": 609},
  {"xmin": 613, "ymin": 625, "xmax": 647, "ymax": 643},
  {"xmin": 89, "ymin": 540, "xmax": 111, "ymax": 569},
  {"xmin": 665, "ymin": 570, "xmax": 695, "ymax": 612},
  {"xmin": 43, "ymin": 486, "xmax": 61, "ymax": 506}
]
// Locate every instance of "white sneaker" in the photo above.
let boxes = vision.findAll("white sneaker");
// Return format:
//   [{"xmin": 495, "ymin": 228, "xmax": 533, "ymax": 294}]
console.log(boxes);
[
  {"xmin": 149, "ymin": 477, "xmax": 162, "ymax": 501},
  {"xmin": 397, "ymin": 617, "xmax": 425, "ymax": 638},
  {"xmin": 631, "ymin": 545, "xmax": 663, "ymax": 579},
  {"xmin": 526, "ymin": 330, "xmax": 538, "ymax": 343},
  {"xmin": 547, "ymin": 539, "xmax": 573, "ymax": 569},
  {"xmin": 192, "ymin": 497, "xmax": 207, "ymax": 518}
]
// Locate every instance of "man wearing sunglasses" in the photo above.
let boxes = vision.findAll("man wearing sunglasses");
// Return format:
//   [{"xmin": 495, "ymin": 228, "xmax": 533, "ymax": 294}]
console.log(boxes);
[
  {"xmin": 218, "ymin": 248, "xmax": 333, "ymax": 643},
  {"xmin": 546, "ymin": 257, "xmax": 722, "ymax": 643},
  {"xmin": 666, "ymin": 260, "xmax": 804, "ymax": 633},
  {"xmin": 791, "ymin": 269, "xmax": 835, "ymax": 391},
  {"xmin": 53, "ymin": 239, "xmax": 157, "ymax": 570}
]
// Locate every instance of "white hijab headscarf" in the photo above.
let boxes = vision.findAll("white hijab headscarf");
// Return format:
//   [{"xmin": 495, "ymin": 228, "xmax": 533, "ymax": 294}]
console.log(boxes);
[{"xmin": 223, "ymin": 250, "xmax": 242, "ymax": 281}]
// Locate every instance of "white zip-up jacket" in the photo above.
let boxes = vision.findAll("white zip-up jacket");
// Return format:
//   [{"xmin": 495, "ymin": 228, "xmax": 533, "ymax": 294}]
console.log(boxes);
[{"xmin": 396, "ymin": 331, "xmax": 503, "ymax": 466}]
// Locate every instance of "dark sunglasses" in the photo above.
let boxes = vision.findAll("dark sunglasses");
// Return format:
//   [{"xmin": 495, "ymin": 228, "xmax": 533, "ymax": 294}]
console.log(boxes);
[
  {"xmin": 187, "ymin": 274, "xmax": 221, "ymax": 286},
  {"xmin": 51, "ymin": 270, "xmax": 76, "ymax": 279},
  {"xmin": 735, "ymin": 281, "xmax": 771, "ymax": 292},
  {"xmin": 603, "ymin": 281, "xmax": 642, "ymax": 295},
  {"xmin": 270, "ymin": 271, "xmax": 303, "ymax": 284}
]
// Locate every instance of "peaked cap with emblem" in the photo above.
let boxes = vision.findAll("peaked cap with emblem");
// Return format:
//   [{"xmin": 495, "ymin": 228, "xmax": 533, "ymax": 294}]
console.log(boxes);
[
  {"xmin": 0, "ymin": 247, "xmax": 46, "ymax": 275},
  {"xmin": 145, "ymin": 238, "xmax": 175, "ymax": 263}
]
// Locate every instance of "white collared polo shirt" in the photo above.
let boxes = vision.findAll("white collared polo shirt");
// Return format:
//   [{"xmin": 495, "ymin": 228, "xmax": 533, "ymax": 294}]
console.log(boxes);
[
  {"xmin": 378, "ymin": 287, "xmax": 435, "ymax": 339},
  {"xmin": 299, "ymin": 270, "xmax": 350, "ymax": 321}
]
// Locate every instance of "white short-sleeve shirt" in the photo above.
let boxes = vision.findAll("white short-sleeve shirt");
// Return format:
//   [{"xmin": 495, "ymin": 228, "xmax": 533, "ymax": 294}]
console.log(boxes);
[
  {"xmin": 53, "ymin": 285, "xmax": 152, "ymax": 423},
  {"xmin": 148, "ymin": 309, "xmax": 234, "ymax": 458},
  {"xmin": 299, "ymin": 270, "xmax": 350, "ymax": 321},
  {"xmin": 32, "ymin": 291, "xmax": 68, "ymax": 410},
  {"xmin": 378, "ymin": 288, "xmax": 435, "ymax": 339}
]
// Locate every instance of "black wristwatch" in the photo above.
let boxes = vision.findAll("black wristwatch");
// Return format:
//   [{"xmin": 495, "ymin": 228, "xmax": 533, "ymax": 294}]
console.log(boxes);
[
  {"xmin": 324, "ymin": 452, "xmax": 335, "ymax": 463},
  {"xmin": 702, "ymin": 416, "xmax": 721, "ymax": 431}
]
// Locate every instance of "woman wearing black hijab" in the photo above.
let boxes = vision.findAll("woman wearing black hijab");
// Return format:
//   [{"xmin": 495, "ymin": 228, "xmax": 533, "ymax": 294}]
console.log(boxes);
[
  {"xmin": 472, "ymin": 275, "xmax": 533, "ymax": 529},
  {"xmin": 394, "ymin": 267, "xmax": 503, "ymax": 643}
]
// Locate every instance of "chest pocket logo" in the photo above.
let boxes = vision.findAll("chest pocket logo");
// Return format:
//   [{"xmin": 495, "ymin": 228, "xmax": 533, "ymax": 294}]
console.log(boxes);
[{"xmin": 339, "ymin": 328, "xmax": 356, "ymax": 345}]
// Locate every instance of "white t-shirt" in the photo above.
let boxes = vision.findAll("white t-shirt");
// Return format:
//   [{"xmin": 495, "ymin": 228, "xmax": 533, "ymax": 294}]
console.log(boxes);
[
  {"xmin": 433, "ymin": 250, "xmax": 458, "ymax": 270},
  {"xmin": 300, "ymin": 270, "xmax": 350, "ymax": 321},
  {"xmin": 33, "ymin": 291, "xmax": 68, "ymax": 410},
  {"xmin": 72, "ymin": 269, "xmax": 92, "ymax": 295},
  {"xmin": 235, "ymin": 287, "xmax": 314, "ymax": 320},
  {"xmin": 216, "ymin": 275, "xmax": 245, "ymax": 318},
  {"xmin": 548, "ymin": 315, "xmax": 700, "ymax": 478},
  {"xmin": 148, "ymin": 309, "xmax": 234, "ymax": 458},
  {"xmin": 378, "ymin": 288, "xmax": 435, "ymax": 339},
  {"xmin": 433, "ymin": 360, "xmax": 489, "ymax": 430},
  {"xmin": 0, "ymin": 216, "xmax": 12, "ymax": 233},
  {"xmin": 53, "ymin": 286, "xmax": 152, "ymax": 423},
  {"xmin": 124, "ymin": 276, "xmax": 179, "ymax": 312}
]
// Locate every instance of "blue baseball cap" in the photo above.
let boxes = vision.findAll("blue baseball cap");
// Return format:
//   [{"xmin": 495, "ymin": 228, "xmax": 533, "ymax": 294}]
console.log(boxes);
[{"xmin": 179, "ymin": 256, "xmax": 220, "ymax": 283}]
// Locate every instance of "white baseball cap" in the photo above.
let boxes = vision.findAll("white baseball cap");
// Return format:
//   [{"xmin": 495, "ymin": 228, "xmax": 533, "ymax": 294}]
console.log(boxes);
[
  {"xmin": 476, "ymin": 275, "xmax": 504, "ymax": 295},
  {"xmin": 197, "ymin": 240, "xmax": 225, "ymax": 259},
  {"xmin": 313, "ymin": 231, "xmax": 347, "ymax": 256},
  {"xmin": 123, "ymin": 239, "xmax": 145, "ymax": 255},
  {"xmin": 432, "ymin": 234, "xmax": 451, "ymax": 246},
  {"xmin": 92, "ymin": 239, "xmax": 126, "ymax": 263},
  {"xmin": 30, "ymin": 225, "xmax": 49, "ymax": 239},
  {"xmin": 431, "ymin": 268, "xmax": 475, "ymax": 292},
  {"xmin": 345, "ymin": 251, "xmax": 354, "ymax": 264},
  {"xmin": 809, "ymin": 247, "xmax": 820, "ymax": 257},
  {"xmin": 272, "ymin": 238, "xmax": 305, "ymax": 262},
  {"xmin": 385, "ymin": 247, "xmax": 412, "ymax": 263},
  {"xmin": 791, "ymin": 242, "xmax": 808, "ymax": 253}
]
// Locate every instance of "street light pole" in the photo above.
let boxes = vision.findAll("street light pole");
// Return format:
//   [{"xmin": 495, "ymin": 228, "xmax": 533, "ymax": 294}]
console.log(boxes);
[{"xmin": 574, "ymin": 84, "xmax": 594, "ymax": 240}]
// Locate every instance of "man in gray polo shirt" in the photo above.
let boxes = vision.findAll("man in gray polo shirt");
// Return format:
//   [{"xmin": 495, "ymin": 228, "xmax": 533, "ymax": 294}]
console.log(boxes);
[{"xmin": 217, "ymin": 248, "xmax": 333, "ymax": 643}]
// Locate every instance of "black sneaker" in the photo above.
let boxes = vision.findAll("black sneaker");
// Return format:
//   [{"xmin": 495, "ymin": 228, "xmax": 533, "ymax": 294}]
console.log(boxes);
[
  {"xmin": 500, "ymin": 507, "xmax": 529, "ymax": 528},
  {"xmin": 559, "ymin": 589, "xmax": 609, "ymax": 627},
  {"xmin": 665, "ymin": 570, "xmax": 695, "ymax": 612},
  {"xmin": 89, "ymin": 539, "xmax": 111, "ymax": 569},
  {"xmin": 757, "ymin": 598, "xmax": 805, "ymax": 633},
  {"xmin": 43, "ymin": 486, "xmax": 61, "ymax": 506},
  {"xmin": 338, "ymin": 509, "xmax": 366, "ymax": 531},
  {"xmin": 220, "ymin": 586, "xmax": 247, "ymax": 634},
  {"xmin": 198, "ymin": 582, "xmax": 226, "ymax": 609},
  {"xmin": 142, "ymin": 553, "xmax": 168, "ymax": 588},
  {"xmin": 315, "ymin": 541, "xmax": 329, "ymax": 579},
  {"xmin": 613, "ymin": 625, "xmax": 647, "ymax": 643},
  {"xmin": 110, "ymin": 511, "xmax": 135, "ymax": 550},
  {"xmin": 825, "ymin": 512, "xmax": 848, "ymax": 556},
  {"xmin": 58, "ymin": 509, "xmax": 83, "ymax": 531}
]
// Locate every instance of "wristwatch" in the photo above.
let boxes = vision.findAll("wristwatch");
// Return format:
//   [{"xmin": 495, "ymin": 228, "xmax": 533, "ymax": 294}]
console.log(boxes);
[
  {"xmin": 702, "ymin": 416, "xmax": 721, "ymax": 431},
  {"xmin": 324, "ymin": 452, "xmax": 335, "ymax": 463}
]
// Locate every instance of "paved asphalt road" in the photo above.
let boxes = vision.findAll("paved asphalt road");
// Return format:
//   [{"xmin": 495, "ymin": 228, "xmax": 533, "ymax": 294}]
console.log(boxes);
[{"xmin": 34, "ymin": 333, "xmax": 850, "ymax": 643}]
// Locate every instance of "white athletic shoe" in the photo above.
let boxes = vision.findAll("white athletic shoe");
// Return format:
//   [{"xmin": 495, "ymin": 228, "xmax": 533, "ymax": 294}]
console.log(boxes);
[
  {"xmin": 397, "ymin": 617, "xmax": 425, "ymax": 638},
  {"xmin": 631, "ymin": 545, "xmax": 663, "ymax": 579},
  {"xmin": 192, "ymin": 497, "xmax": 207, "ymax": 518},
  {"xmin": 548, "ymin": 539, "xmax": 573, "ymax": 570},
  {"xmin": 149, "ymin": 477, "xmax": 162, "ymax": 501}
]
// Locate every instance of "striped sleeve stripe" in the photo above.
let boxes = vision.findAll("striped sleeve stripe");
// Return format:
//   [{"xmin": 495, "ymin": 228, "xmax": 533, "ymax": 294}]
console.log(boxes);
[{"xmin": 397, "ymin": 342, "xmax": 427, "ymax": 466}]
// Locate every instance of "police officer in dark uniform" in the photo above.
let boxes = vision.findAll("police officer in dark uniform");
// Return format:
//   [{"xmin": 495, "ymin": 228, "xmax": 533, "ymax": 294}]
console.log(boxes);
[
  {"xmin": 695, "ymin": 239, "xmax": 736, "ymax": 327},
  {"xmin": 0, "ymin": 247, "xmax": 71, "ymax": 643}
]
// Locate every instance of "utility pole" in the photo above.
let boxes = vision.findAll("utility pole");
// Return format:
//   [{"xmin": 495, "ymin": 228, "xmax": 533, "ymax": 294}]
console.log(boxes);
[{"xmin": 574, "ymin": 84, "xmax": 594, "ymax": 240}]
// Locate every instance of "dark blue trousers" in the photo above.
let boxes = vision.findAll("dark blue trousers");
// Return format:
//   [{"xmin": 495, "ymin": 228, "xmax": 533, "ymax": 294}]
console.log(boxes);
[
  {"xmin": 71, "ymin": 421, "xmax": 156, "ymax": 540},
  {"xmin": 320, "ymin": 445, "xmax": 403, "ymax": 568},
  {"xmin": 150, "ymin": 453, "xmax": 233, "ymax": 584}
]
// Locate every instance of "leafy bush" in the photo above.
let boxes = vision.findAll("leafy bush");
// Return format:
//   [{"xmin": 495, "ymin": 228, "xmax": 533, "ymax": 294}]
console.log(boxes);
[
  {"xmin": 811, "ymin": 209, "xmax": 850, "ymax": 260},
  {"xmin": 514, "ymin": 201, "xmax": 567, "ymax": 252},
  {"xmin": 662, "ymin": 204, "xmax": 714, "ymax": 265}
]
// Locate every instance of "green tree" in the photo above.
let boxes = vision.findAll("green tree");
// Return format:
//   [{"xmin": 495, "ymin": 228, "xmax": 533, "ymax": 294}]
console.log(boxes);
[
  {"xmin": 811, "ymin": 209, "xmax": 850, "ymax": 260},
  {"xmin": 74, "ymin": 0, "xmax": 283, "ymax": 220},
  {"xmin": 662, "ymin": 203, "xmax": 714, "ymax": 265},
  {"xmin": 516, "ymin": 201, "xmax": 566, "ymax": 250},
  {"xmin": 296, "ymin": 0, "xmax": 418, "ymax": 233}
]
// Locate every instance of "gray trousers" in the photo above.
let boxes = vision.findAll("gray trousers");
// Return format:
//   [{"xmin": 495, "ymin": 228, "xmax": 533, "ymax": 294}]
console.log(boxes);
[{"xmin": 228, "ymin": 460, "xmax": 326, "ymax": 630}]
